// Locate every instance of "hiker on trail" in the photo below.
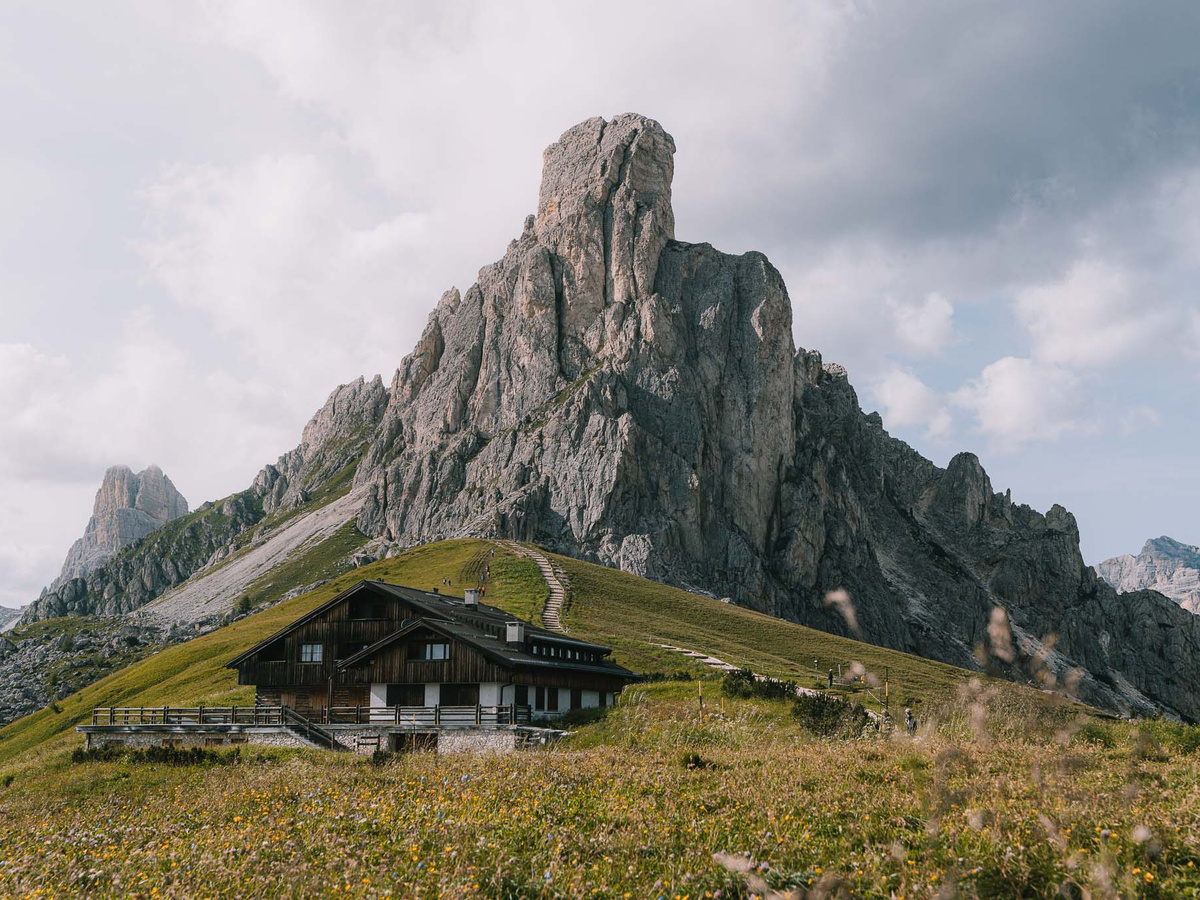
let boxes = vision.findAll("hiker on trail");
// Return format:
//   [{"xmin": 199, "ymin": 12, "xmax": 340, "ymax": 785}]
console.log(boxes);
[
  {"xmin": 827, "ymin": 668, "xmax": 834, "ymax": 689},
  {"xmin": 905, "ymin": 707, "xmax": 916, "ymax": 734}
]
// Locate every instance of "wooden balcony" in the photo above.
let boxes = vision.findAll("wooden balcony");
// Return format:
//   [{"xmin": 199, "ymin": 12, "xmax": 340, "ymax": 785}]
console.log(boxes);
[{"xmin": 88, "ymin": 703, "xmax": 534, "ymax": 730}]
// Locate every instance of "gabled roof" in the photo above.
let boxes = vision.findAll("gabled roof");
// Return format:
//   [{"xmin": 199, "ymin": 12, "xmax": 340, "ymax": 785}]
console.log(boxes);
[
  {"xmin": 225, "ymin": 578, "xmax": 620, "ymax": 669},
  {"xmin": 335, "ymin": 615, "xmax": 638, "ymax": 680}
]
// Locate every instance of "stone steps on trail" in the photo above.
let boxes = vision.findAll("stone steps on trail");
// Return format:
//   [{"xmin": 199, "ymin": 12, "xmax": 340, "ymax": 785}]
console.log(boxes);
[{"xmin": 495, "ymin": 541, "xmax": 568, "ymax": 633}]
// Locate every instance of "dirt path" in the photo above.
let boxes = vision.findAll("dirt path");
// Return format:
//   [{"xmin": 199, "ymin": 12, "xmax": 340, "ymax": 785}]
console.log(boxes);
[{"xmin": 495, "ymin": 541, "xmax": 568, "ymax": 632}]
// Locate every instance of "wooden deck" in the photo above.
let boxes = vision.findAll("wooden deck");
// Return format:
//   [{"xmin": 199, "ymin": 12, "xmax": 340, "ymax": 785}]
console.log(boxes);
[{"xmin": 88, "ymin": 704, "xmax": 534, "ymax": 729}]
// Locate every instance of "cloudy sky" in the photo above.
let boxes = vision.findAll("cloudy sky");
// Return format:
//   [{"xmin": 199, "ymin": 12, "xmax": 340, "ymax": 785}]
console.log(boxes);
[{"xmin": 2, "ymin": 1, "xmax": 1199, "ymax": 608}]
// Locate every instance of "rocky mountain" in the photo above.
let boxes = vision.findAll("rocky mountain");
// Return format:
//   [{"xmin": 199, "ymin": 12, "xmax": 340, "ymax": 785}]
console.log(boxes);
[
  {"xmin": 20, "ymin": 377, "xmax": 387, "ymax": 624},
  {"xmin": 1096, "ymin": 537, "xmax": 1200, "ymax": 614},
  {"xmin": 47, "ymin": 465, "xmax": 188, "ymax": 594},
  {"xmin": 0, "ymin": 607, "xmax": 21, "ymax": 633},
  {"xmin": 16, "ymin": 113, "xmax": 1200, "ymax": 722}
]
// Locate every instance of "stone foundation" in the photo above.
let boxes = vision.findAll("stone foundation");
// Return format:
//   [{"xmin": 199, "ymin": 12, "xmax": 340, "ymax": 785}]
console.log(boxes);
[
  {"xmin": 80, "ymin": 724, "xmax": 565, "ymax": 754},
  {"xmin": 84, "ymin": 729, "xmax": 312, "ymax": 751}
]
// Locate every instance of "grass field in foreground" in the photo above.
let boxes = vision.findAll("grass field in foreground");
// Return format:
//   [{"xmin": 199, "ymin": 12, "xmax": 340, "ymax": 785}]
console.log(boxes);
[
  {"xmin": 0, "ymin": 538, "xmax": 1195, "ymax": 897},
  {"xmin": 1, "ymin": 683, "xmax": 1198, "ymax": 899}
]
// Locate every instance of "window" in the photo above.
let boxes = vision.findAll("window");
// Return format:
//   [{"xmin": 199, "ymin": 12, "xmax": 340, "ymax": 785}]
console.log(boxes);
[
  {"xmin": 570, "ymin": 689, "xmax": 582, "ymax": 709},
  {"xmin": 547, "ymin": 688, "xmax": 559, "ymax": 712},
  {"xmin": 409, "ymin": 641, "xmax": 450, "ymax": 661},
  {"xmin": 534, "ymin": 686, "xmax": 545, "ymax": 711},
  {"xmin": 300, "ymin": 643, "xmax": 323, "ymax": 663},
  {"xmin": 515, "ymin": 685, "xmax": 529, "ymax": 707},
  {"xmin": 386, "ymin": 684, "xmax": 425, "ymax": 707},
  {"xmin": 440, "ymin": 683, "xmax": 479, "ymax": 705}
]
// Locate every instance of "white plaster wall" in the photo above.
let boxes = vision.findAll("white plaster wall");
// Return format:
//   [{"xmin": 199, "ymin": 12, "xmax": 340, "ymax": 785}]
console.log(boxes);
[
  {"xmin": 582, "ymin": 690, "xmax": 599, "ymax": 709},
  {"xmin": 425, "ymin": 683, "xmax": 440, "ymax": 706},
  {"xmin": 500, "ymin": 684, "xmax": 515, "ymax": 705},
  {"xmin": 558, "ymin": 688, "xmax": 571, "ymax": 714},
  {"xmin": 370, "ymin": 683, "xmax": 387, "ymax": 707},
  {"xmin": 479, "ymin": 682, "xmax": 503, "ymax": 705}
]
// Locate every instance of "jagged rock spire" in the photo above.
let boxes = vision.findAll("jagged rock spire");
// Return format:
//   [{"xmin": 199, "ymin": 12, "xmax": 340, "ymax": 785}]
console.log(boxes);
[{"xmin": 534, "ymin": 114, "xmax": 676, "ymax": 368}]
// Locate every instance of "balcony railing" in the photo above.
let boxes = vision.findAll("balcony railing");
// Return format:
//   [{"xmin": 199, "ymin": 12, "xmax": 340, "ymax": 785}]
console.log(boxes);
[
  {"xmin": 88, "ymin": 704, "xmax": 533, "ymax": 728},
  {"xmin": 323, "ymin": 704, "xmax": 532, "ymax": 726}
]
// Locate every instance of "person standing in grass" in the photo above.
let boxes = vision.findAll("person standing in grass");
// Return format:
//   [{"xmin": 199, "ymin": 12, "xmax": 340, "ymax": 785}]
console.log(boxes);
[
  {"xmin": 827, "ymin": 668, "xmax": 834, "ymax": 689},
  {"xmin": 905, "ymin": 707, "xmax": 916, "ymax": 734}
]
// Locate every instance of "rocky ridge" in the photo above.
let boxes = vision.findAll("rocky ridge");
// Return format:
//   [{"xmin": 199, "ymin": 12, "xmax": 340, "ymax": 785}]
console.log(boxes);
[
  {"xmin": 1096, "ymin": 536, "xmax": 1200, "ymax": 614},
  {"xmin": 15, "ymin": 113, "xmax": 1200, "ymax": 723},
  {"xmin": 346, "ymin": 113, "xmax": 1200, "ymax": 720},
  {"xmin": 48, "ymin": 465, "xmax": 188, "ymax": 593}
]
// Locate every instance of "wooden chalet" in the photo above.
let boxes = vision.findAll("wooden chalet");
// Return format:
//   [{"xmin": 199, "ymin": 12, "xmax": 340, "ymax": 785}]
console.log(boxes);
[{"xmin": 226, "ymin": 580, "xmax": 637, "ymax": 726}]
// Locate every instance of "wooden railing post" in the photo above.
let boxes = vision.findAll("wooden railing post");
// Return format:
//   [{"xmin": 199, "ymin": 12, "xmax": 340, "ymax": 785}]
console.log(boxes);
[
  {"xmin": 231, "ymin": 704, "xmax": 237, "ymax": 726},
  {"xmin": 434, "ymin": 704, "xmax": 440, "ymax": 725},
  {"xmin": 476, "ymin": 703, "xmax": 482, "ymax": 725}
]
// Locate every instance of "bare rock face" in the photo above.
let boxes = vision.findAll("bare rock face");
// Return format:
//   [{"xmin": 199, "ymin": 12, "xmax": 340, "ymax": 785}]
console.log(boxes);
[
  {"xmin": 50, "ymin": 465, "xmax": 188, "ymax": 591},
  {"xmin": 348, "ymin": 113, "xmax": 1200, "ymax": 721},
  {"xmin": 22, "ymin": 113, "xmax": 1200, "ymax": 723},
  {"xmin": 253, "ymin": 376, "xmax": 388, "ymax": 514},
  {"xmin": 1096, "ymin": 537, "xmax": 1200, "ymax": 613}
]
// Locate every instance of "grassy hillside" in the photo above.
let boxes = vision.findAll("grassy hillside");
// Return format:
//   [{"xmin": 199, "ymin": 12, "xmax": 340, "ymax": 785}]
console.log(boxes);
[
  {"xmin": 555, "ymin": 550, "xmax": 999, "ymax": 710},
  {"xmin": 0, "ymin": 540, "xmax": 539, "ymax": 767},
  {"xmin": 0, "ymin": 538, "xmax": 1077, "ymax": 768},
  {"xmin": 2, "ymin": 539, "xmax": 1198, "ymax": 897}
]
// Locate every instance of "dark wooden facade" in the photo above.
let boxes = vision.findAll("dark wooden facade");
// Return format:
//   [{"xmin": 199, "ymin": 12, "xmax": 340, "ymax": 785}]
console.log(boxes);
[{"xmin": 227, "ymin": 580, "xmax": 637, "ymax": 718}]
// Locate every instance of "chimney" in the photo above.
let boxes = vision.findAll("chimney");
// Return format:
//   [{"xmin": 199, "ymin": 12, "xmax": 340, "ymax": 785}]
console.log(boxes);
[
  {"xmin": 463, "ymin": 588, "xmax": 480, "ymax": 608},
  {"xmin": 506, "ymin": 621, "xmax": 526, "ymax": 645}
]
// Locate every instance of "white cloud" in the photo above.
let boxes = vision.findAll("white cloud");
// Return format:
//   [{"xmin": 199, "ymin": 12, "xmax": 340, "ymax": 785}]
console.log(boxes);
[
  {"xmin": 871, "ymin": 368, "xmax": 951, "ymax": 440},
  {"xmin": 0, "ymin": 314, "xmax": 302, "ymax": 606},
  {"xmin": 1016, "ymin": 259, "xmax": 1172, "ymax": 368},
  {"xmin": 138, "ymin": 154, "xmax": 432, "ymax": 398},
  {"xmin": 952, "ymin": 357, "xmax": 1090, "ymax": 452},
  {"xmin": 887, "ymin": 292, "xmax": 955, "ymax": 357}
]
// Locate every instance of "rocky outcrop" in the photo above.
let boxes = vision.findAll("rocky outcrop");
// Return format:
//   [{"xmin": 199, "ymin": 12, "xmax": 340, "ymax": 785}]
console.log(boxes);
[
  {"xmin": 0, "ymin": 607, "xmax": 21, "ymax": 633},
  {"xmin": 346, "ymin": 113, "xmax": 1200, "ymax": 721},
  {"xmin": 0, "ymin": 619, "xmax": 169, "ymax": 724},
  {"xmin": 1096, "ymin": 537, "xmax": 1200, "ymax": 614},
  {"xmin": 253, "ymin": 376, "xmax": 388, "ymax": 515},
  {"xmin": 48, "ymin": 465, "xmax": 188, "ymax": 592},
  {"xmin": 20, "ymin": 377, "xmax": 386, "ymax": 625},
  {"xmin": 19, "ymin": 113, "xmax": 1199, "ymax": 722},
  {"xmin": 22, "ymin": 491, "xmax": 264, "ymax": 621}
]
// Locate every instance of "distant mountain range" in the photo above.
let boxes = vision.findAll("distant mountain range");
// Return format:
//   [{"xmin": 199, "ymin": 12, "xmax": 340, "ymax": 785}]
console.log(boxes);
[
  {"xmin": 1096, "ymin": 537, "xmax": 1200, "ymax": 614},
  {"xmin": 0, "ymin": 607, "xmax": 21, "ymax": 633},
  {"xmin": 14, "ymin": 113, "xmax": 1200, "ymax": 722}
]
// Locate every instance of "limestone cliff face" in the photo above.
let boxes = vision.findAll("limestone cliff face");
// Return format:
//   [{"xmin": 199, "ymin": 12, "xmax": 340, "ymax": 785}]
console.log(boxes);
[
  {"xmin": 253, "ymin": 376, "xmax": 388, "ymax": 515},
  {"xmin": 1096, "ymin": 537, "xmax": 1200, "ymax": 614},
  {"xmin": 21, "ymin": 113, "xmax": 1200, "ymax": 721},
  {"xmin": 49, "ymin": 465, "xmax": 188, "ymax": 592},
  {"xmin": 349, "ymin": 113, "xmax": 1200, "ymax": 720}
]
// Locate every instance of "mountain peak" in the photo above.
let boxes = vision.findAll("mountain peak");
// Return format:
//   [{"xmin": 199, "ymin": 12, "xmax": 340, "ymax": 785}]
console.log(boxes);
[
  {"xmin": 533, "ymin": 114, "xmax": 676, "ymax": 351},
  {"xmin": 51, "ymin": 465, "xmax": 188, "ymax": 590}
]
